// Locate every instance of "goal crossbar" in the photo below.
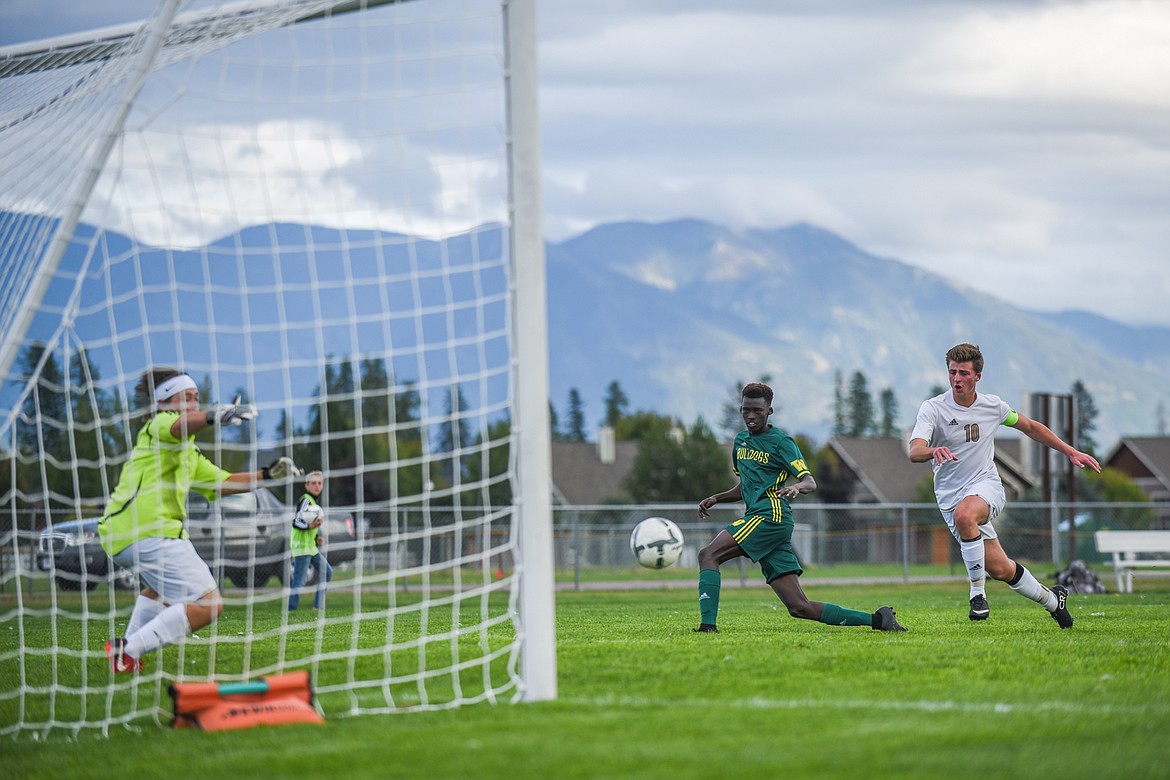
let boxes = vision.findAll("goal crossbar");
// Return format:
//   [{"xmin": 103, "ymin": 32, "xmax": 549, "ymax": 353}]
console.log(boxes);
[{"xmin": 0, "ymin": 0, "xmax": 415, "ymax": 77}]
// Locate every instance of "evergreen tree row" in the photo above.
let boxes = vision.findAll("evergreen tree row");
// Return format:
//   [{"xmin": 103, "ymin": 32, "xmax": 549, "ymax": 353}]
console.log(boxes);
[
  {"xmin": 0, "ymin": 343, "xmax": 1144, "ymax": 532},
  {"xmin": 550, "ymin": 374, "xmax": 1126, "ymax": 505}
]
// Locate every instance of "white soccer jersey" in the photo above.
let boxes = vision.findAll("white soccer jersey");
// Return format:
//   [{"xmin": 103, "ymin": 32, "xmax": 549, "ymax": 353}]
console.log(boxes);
[{"xmin": 910, "ymin": 391, "xmax": 1013, "ymax": 512}]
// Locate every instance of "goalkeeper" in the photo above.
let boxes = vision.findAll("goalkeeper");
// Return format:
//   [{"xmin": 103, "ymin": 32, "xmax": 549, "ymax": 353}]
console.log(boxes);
[
  {"xmin": 98, "ymin": 368, "xmax": 301, "ymax": 673},
  {"xmin": 288, "ymin": 470, "xmax": 334, "ymax": 612}
]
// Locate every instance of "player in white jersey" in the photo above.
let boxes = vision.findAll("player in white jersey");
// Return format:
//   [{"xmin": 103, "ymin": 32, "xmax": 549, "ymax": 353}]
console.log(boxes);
[{"xmin": 909, "ymin": 343, "xmax": 1100, "ymax": 627}]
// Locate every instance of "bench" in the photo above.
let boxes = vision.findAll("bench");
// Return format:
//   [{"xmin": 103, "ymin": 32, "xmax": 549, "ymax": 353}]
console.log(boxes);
[{"xmin": 1093, "ymin": 530, "xmax": 1170, "ymax": 593}]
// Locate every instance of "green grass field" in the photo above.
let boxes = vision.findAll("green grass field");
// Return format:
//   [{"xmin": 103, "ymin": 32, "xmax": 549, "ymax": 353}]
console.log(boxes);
[{"xmin": 4, "ymin": 580, "xmax": 1169, "ymax": 779}]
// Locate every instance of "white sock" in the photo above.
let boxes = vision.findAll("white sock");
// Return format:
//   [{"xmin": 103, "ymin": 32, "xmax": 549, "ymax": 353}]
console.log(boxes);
[
  {"xmin": 1009, "ymin": 565, "xmax": 1058, "ymax": 610},
  {"xmin": 959, "ymin": 537, "xmax": 987, "ymax": 598},
  {"xmin": 125, "ymin": 603, "xmax": 191, "ymax": 658},
  {"xmin": 125, "ymin": 595, "xmax": 165, "ymax": 638}
]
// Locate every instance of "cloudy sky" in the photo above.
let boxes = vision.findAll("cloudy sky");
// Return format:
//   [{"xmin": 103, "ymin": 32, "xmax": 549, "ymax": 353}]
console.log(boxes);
[{"xmin": 3, "ymin": 0, "xmax": 1169, "ymax": 327}]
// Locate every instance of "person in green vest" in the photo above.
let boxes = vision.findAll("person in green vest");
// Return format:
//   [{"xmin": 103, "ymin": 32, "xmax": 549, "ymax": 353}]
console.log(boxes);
[
  {"xmin": 288, "ymin": 470, "xmax": 333, "ymax": 612},
  {"xmin": 99, "ymin": 368, "xmax": 301, "ymax": 673}
]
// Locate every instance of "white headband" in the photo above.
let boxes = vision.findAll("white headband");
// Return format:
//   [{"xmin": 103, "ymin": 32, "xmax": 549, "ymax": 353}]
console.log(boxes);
[{"xmin": 154, "ymin": 374, "xmax": 197, "ymax": 403}]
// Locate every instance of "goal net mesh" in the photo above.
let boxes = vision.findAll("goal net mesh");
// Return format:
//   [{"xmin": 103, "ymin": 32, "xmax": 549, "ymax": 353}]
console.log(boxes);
[{"xmin": 0, "ymin": 0, "xmax": 528, "ymax": 736}]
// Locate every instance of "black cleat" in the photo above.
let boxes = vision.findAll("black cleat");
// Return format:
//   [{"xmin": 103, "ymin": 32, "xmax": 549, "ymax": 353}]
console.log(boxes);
[
  {"xmin": 968, "ymin": 594, "xmax": 990, "ymax": 621},
  {"xmin": 874, "ymin": 606, "xmax": 908, "ymax": 632},
  {"xmin": 693, "ymin": 623, "xmax": 719, "ymax": 633},
  {"xmin": 1049, "ymin": 585, "xmax": 1073, "ymax": 629}
]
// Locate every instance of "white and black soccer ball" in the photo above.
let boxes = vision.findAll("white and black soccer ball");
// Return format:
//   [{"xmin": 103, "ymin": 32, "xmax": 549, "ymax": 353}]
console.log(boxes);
[
  {"xmin": 297, "ymin": 504, "xmax": 324, "ymax": 526},
  {"xmin": 630, "ymin": 517, "xmax": 685, "ymax": 569}
]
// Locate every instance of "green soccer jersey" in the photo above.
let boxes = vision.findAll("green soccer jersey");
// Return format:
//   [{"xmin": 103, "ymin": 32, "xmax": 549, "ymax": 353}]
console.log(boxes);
[
  {"xmin": 98, "ymin": 411, "xmax": 230, "ymax": 556},
  {"xmin": 732, "ymin": 424, "xmax": 811, "ymax": 524}
]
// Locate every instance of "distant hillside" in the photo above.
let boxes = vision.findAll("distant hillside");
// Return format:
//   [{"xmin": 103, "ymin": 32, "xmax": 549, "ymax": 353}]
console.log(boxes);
[
  {"xmin": 546, "ymin": 219, "xmax": 1170, "ymax": 450},
  {"xmin": 6, "ymin": 213, "xmax": 1165, "ymax": 454}
]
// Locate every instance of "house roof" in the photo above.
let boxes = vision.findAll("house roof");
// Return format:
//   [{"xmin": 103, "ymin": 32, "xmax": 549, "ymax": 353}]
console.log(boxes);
[
  {"xmin": 991, "ymin": 438, "xmax": 1034, "ymax": 496},
  {"xmin": 549, "ymin": 434, "xmax": 1047, "ymax": 507},
  {"xmin": 1105, "ymin": 436, "xmax": 1170, "ymax": 497},
  {"xmin": 827, "ymin": 436, "xmax": 1036, "ymax": 504},
  {"xmin": 550, "ymin": 440, "xmax": 640, "ymax": 505},
  {"xmin": 826, "ymin": 438, "xmax": 927, "ymax": 504}
]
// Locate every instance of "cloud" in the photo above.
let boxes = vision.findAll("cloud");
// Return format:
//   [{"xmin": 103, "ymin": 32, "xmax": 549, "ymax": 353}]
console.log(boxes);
[
  {"xmin": 536, "ymin": 1, "xmax": 1170, "ymax": 325},
  {"xmin": 902, "ymin": 1, "xmax": 1170, "ymax": 109},
  {"xmin": 90, "ymin": 118, "xmax": 503, "ymax": 247},
  {"xmin": 4, "ymin": 0, "xmax": 1170, "ymax": 326}
]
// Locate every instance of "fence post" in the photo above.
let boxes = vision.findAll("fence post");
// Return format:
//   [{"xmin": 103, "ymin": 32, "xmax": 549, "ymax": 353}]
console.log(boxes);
[
  {"xmin": 815, "ymin": 505, "xmax": 826, "ymax": 565},
  {"xmin": 572, "ymin": 509, "xmax": 581, "ymax": 592},
  {"xmin": 1049, "ymin": 500, "xmax": 1061, "ymax": 570},
  {"xmin": 901, "ymin": 504, "xmax": 910, "ymax": 583}
]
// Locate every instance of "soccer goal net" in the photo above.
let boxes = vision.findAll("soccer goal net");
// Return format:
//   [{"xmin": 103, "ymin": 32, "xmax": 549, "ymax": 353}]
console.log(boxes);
[{"xmin": 0, "ymin": 0, "xmax": 554, "ymax": 738}]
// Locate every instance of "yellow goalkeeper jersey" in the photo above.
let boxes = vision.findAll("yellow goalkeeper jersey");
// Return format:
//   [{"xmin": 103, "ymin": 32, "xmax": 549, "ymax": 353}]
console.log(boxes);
[{"xmin": 99, "ymin": 411, "xmax": 229, "ymax": 556}]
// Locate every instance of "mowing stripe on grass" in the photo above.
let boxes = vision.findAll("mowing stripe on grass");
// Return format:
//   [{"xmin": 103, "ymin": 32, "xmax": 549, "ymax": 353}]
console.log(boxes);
[{"xmin": 570, "ymin": 694, "xmax": 1170, "ymax": 717}]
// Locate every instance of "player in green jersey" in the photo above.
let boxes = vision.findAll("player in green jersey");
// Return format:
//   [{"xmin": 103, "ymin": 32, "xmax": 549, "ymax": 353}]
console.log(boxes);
[
  {"xmin": 99, "ymin": 368, "xmax": 301, "ymax": 672},
  {"xmin": 695, "ymin": 383, "xmax": 907, "ymax": 633}
]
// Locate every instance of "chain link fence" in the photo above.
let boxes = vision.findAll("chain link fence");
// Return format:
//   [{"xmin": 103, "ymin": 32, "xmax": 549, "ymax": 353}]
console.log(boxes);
[
  {"xmin": 548, "ymin": 501, "xmax": 1165, "ymax": 588},
  {"xmin": 3, "ymin": 501, "xmax": 1163, "ymax": 593}
]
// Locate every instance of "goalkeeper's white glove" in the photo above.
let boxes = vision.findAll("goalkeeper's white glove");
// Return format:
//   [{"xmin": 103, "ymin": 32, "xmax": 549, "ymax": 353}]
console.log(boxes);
[
  {"xmin": 206, "ymin": 395, "xmax": 257, "ymax": 426},
  {"xmin": 262, "ymin": 456, "xmax": 302, "ymax": 480}
]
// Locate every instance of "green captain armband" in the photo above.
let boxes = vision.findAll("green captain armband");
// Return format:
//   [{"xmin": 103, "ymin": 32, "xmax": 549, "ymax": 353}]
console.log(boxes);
[{"xmin": 1003, "ymin": 409, "xmax": 1019, "ymax": 426}]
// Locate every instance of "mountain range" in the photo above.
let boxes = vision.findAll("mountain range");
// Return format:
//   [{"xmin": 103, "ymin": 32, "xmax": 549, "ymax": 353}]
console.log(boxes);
[
  {"xmin": 5, "ymin": 214, "xmax": 1166, "ymax": 454},
  {"xmin": 545, "ymin": 219, "xmax": 1170, "ymax": 451}
]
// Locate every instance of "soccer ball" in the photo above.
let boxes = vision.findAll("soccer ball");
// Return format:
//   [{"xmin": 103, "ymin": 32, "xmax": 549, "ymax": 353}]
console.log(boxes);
[
  {"xmin": 630, "ymin": 517, "xmax": 685, "ymax": 569},
  {"xmin": 297, "ymin": 504, "xmax": 323, "ymax": 526}
]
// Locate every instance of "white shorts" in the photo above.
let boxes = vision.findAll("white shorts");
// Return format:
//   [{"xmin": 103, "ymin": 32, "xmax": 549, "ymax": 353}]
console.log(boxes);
[
  {"xmin": 112, "ymin": 537, "xmax": 218, "ymax": 605},
  {"xmin": 941, "ymin": 478, "xmax": 1005, "ymax": 543}
]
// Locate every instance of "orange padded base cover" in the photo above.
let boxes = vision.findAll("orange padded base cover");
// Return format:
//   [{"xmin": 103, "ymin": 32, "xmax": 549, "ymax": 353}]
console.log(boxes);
[{"xmin": 170, "ymin": 670, "xmax": 323, "ymax": 731}]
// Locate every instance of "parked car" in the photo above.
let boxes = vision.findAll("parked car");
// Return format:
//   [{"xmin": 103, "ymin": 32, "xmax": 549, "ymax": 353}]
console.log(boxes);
[
  {"xmin": 36, "ymin": 489, "xmax": 357, "ymax": 591},
  {"xmin": 35, "ymin": 517, "xmax": 134, "ymax": 591}
]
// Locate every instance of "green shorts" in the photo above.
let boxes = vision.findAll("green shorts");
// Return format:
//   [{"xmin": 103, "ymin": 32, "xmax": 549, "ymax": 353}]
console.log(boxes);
[{"xmin": 726, "ymin": 514, "xmax": 803, "ymax": 583}]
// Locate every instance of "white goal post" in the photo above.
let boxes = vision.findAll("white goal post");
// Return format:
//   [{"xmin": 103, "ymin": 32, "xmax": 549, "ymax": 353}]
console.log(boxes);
[{"xmin": 0, "ymin": 0, "xmax": 554, "ymax": 737}]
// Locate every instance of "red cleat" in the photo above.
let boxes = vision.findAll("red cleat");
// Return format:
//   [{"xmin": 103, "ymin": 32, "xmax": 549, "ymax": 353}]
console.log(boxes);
[{"xmin": 105, "ymin": 638, "xmax": 144, "ymax": 673}]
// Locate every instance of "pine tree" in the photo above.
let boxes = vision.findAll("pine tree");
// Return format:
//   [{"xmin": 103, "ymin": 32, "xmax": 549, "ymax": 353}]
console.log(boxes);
[
  {"xmin": 845, "ymin": 370, "xmax": 876, "ymax": 438},
  {"xmin": 463, "ymin": 418, "xmax": 512, "ymax": 506},
  {"xmin": 357, "ymin": 359, "xmax": 422, "ymax": 504},
  {"xmin": 300, "ymin": 360, "xmax": 356, "ymax": 504},
  {"xmin": 602, "ymin": 380, "xmax": 629, "ymax": 428},
  {"xmin": 67, "ymin": 348, "xmax": 126, "ymax": 504},
  {"xmin": 566, "ymin": 388, "xmax": 587, "ymax": 442},
  {"xmin": 437, "ymin": 383, "xmax": 473, "ymax": 486},
  {"xmin": 17, "ymin": 344, "xmax": 69, "ymax": 512},
  {"xmin": 296, "ymin": 358, "xmax": 427, "ymax": 506},
  {"xmin": 831, "ymin": 370, "xmax": 846, "ymax": 437},
  {"xmin": 1070, "ymin": 380, "xmax": 1099, "ymax": 456},
  {"xmin": 18, "ymin": 343, "xmax": 66, "ymax": 457},
  {"xmin": 549, "ymin": 401, "xmax": 562, "ymax": 441},
  {"xmin": 878, "ymin": 387, "xmax": 899, "ymax": 437}
]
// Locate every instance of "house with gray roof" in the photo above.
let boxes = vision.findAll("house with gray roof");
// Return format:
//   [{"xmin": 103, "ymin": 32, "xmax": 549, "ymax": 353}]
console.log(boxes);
[
  {"xmin": 1105, "ymin": 436, "xmax": 1170, "ymax": 525},
  {"xmin": 550, "ymin": 434, "xmax": 1041, "ymax": 509},
  {"xmin": 824, "ymin": 436, "xmax": 1039, "ymax": 565},
  {"xmin": 550, "ymin": 438, "xmax": 639, "ymax": 505},
  {"xmin": 825, "ymin": 437, "xmax": 1034, "ymax": 505}
]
